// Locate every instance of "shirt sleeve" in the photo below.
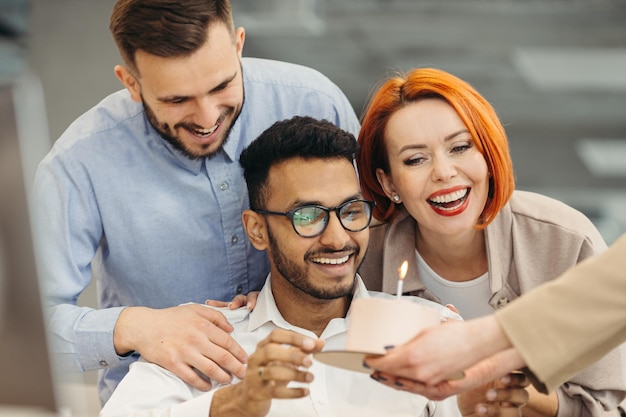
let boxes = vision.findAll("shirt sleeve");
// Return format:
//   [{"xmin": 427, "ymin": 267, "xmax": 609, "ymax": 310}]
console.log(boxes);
[
  {"xmin": 495, "ymin": 234, "xmax": 626, "ymax": 393},
  {"xmin": 328, "ymin": 84, "xmax": 361, "ymax": 137},
  {"xmin": 33, "ymin": 152, "xmax": 124, "ymax": 372},
  {"xmin": 99, "ymin": 361, "xmax": 216, "ymax": 417}
]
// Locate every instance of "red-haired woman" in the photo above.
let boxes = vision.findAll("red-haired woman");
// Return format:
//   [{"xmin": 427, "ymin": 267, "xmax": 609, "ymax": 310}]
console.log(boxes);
[{"xmin": 357, "ymin": 67, "xmax": 624, "ymax": 417}]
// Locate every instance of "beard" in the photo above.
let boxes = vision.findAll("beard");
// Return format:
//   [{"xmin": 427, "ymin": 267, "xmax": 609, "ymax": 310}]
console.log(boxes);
[
  {"xmin": 141, "ymin": 92, "xmax": 243, "ymax": 160},
  {"xmin": 266, "ymin": 226, "xmax": 357, "ymax": 300}
]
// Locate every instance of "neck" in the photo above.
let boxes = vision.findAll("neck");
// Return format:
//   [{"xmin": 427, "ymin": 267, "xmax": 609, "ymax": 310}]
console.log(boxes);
[
  {"xmin": 416, "ymin": 227, "xmax": 488, "ymax": 282},
  {"xmin": 271, "ymin": 278, "xmax": 352, "ymax": 337}
]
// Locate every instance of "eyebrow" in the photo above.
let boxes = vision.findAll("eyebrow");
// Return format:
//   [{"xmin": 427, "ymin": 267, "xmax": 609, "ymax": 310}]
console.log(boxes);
[
  {"xmin": 291, "ymin": 193, "xmax": 364, "ymax": 209},
  {"xmin": 398, "ymin": 128, "xmax": 470, "ymax": 153},
  {"xmin": 157, "ymin": 71, "xmax": 238, "ymax": 103}
]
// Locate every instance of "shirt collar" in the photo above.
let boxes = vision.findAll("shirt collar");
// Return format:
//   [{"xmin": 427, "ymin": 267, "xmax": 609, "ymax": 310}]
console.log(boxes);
[
  {"xmin": 247, "ymin": 274, "xmax": 371, "ymax": 334},
  {"xmin": 220, "ymin": 109, "xmax": 242, "ymax": 163}
]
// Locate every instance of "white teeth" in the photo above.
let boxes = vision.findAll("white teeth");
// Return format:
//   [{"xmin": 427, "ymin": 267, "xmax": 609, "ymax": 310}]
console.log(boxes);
[
  {"xmin": 429, "ymin": 188, "xmax": 468, "ymax": 204},
  {"xmin": 194, "ymin": 124, "xmax": 218, "ymax": 136},
  {"xmin": 312, "ymin": 255, "xmax": 350, "ymax": 265}
]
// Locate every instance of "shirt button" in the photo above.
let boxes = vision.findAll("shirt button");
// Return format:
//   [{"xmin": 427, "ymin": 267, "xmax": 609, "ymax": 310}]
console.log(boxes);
[
  {"xmin": 219, "ymin": 182, "xmax": 228, "ymax": 191},
  {"xmin": 236, "ymin": 286, "xmax": 243, "ymax": 294},
  {"xmin": 497, "ymin": 297, "xmax": 509, "ymax": 308},
  {"xmin": 99, "ymin": 360, "xmax": 108, "ymax": 367},
  {"xmin": 231, "ymin": 235, "xmax": 238, "ymax": 244}
]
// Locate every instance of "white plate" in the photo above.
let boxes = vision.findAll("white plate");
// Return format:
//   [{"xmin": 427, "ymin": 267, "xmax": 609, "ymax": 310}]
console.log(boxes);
[{"xmin": 313, "ymin": 350, "xmax": 382, "ymax": 373}]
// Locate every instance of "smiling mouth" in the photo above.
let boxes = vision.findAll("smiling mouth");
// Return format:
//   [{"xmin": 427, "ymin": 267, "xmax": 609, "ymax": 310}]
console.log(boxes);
[
  {"xmin": 190, "ymin": 123, "xmax": 219, "ymax": 137},
  {"xmin": 428, "ymin": 188, "xmax": 469, "ymax": 211},
  {"xmin": 310, "ymin": 254, "xmax": 350, "ymax": 265}
]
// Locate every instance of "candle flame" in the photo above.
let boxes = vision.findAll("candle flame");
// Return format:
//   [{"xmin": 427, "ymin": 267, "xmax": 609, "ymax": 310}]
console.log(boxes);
[{"xmin": 398, "ymin": 260, "xmax": 408, "ymax": 281}]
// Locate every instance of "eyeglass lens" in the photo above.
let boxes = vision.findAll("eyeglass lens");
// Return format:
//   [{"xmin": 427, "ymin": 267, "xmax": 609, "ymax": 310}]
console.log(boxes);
[{"xmin": 292, "ymin": 200, "xmax": 372, "ymax": 237}]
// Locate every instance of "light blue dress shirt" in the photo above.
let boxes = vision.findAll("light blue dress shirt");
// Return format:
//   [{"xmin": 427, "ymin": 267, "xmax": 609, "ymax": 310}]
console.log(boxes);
[{"xmin": 32, "ymin": 57, "xmax": 360, "ymax": 403}]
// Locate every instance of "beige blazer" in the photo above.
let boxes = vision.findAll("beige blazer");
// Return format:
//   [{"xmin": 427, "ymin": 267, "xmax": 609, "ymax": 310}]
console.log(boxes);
[
  {"xmin": 497, "ymin": 233, "xmax": 626, "ymax": 394},
  {"xmin": 359, "ymin": 190, "xmax": 624, "ymax": 416}
]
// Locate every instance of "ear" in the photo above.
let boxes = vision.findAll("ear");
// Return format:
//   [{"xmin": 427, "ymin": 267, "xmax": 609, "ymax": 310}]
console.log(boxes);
[
  {"xmin": 234, "ymin": 27, "xmax": 245, "ymax": 58},
  {"xmin": 114, "ymin": 65, "xmax": 142, "ymax": 103},
  {"xmin": 242, "ymin": 209, "xmax": 268, "ymax": 250},
  {"xmin": 375, "ymin": 167, "xmax": 397, "ymax": 200}
]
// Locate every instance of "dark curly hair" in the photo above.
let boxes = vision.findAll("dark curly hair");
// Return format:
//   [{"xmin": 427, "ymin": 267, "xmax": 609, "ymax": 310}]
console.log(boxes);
[{"xmin": 240, "ymin": 116, "xmax": 359, "ymax": 210}]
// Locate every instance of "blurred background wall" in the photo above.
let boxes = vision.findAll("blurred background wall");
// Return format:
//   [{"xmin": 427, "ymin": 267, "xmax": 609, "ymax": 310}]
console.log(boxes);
[{"xmin": 22, "ymin": 0, "xmax": 626, "ymax": 383}]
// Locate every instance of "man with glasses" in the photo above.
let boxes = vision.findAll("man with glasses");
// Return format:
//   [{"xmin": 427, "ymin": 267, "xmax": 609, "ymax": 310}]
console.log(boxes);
[{"xmin": 101, "ymin": 116, "xmax": 528, "ymax": 416}]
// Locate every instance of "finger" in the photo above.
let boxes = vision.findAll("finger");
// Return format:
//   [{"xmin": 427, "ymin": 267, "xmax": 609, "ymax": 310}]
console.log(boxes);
[
  {"xmin": 370, "ymin": 366, "xmax": 508, "ymax": 402},
  {"xmin": 257, "ymin": 365, "xmax": 266, "ymax": 380},
  {"xmin": 370, "ymin": 372, "xmax": 454, "ymax": 401},
  {"xmin": 191, "ymin": 307, "xmax": 249, "ymax": 366},
  {"xmin": 194, "ymin": 305, "xmax": 235, "ymax": 333},
  {"xmin": 188, "ymin": 330, "xmax": 249, "ymax": 380},
  {"xmin": 497, "ymin": 372, "xmax": 529, "ymax": 389},
  {"xmin": 475, "ymin": 403, "xmax": 524, "ymax": 417},
  {"xmin": 486, "ymin": 387, "xmax": 529, "ymax": 407},
  {"xmin": 227, "ymin": 294, "xmax": 248, "ymax": 310},
  {"xmin": 257, "ymin": 364, "xmax": 314, "ymax": 385},
  {"xmin": 254, "ymin": 342, "xmax": 318, "ymax": 372},
  {"xmin": 445, "ymin": 304, "xmax": 460, "ymax": 315},
  {"xmin": 188, "ymin": 351, "xmax": 238, "ymax": 385},
  {"xmin": 256, "ymin": 329, "xmax": 324, "ymax": 354},
  {"xmin": 245, "ymin": 291, "xmax": 260, "ymax": 310},
  {"xmin": 268, "ymin": 386, "xmax": 310, "ymax": 399},
  {"xmin": 369, "ymin": 372, "xmax": 416, "ymax": 392},
  {"xmin": 204, "ymin": 299, "xmax": 230, "ymax": 307},
  {"xmin": 168, "ymin": 363, "xmax": 215, "ymax": 391},
  {"xmin": 364, "ymin": 341, "xmax": 434, "ymax": 381}
]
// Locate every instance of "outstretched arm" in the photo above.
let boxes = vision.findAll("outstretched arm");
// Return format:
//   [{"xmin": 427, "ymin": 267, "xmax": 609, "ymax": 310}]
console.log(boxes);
[{"xmin": 365, "ymin": 314, "xmax": 513, "ymax": 387}]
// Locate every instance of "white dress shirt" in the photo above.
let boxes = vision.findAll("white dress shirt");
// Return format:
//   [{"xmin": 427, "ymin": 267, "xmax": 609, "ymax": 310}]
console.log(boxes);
[{"xmin": 100, "ymin": 276, "xmax": 462, "ymax": 417}]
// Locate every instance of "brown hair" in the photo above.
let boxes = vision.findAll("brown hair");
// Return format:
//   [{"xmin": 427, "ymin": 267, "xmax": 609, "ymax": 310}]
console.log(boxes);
[
  {"xmin": 357, "ymin": 68, "xmax": 515, "ymax": 228},
  {"xmin": 110, "ymin": 0, "xmax": 235, "ymax": 74}
]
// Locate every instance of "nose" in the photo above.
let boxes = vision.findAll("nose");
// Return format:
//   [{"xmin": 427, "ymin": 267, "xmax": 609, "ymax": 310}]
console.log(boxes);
[
  {"xmin": 193, "ymin": 96, "xmax": 220, "ymax": 127},
  {"xmin": 318, "ymin": 211, "xmax": 351, "ymax": 249},
  {"xmin": 431, "ymin": 154, "xmax": 457, "ymax": 182}
]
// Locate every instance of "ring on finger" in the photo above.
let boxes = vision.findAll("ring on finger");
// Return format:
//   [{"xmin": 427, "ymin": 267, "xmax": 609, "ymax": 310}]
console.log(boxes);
[{"xmin": 258, "ymin": 366, "xmax": 266, "ymax": 380}]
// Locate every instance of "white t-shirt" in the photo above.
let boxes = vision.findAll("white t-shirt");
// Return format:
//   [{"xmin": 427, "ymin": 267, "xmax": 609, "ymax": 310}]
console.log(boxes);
[{"xmin": 416, "ymin": 250, "xmax": 493, "ymax": 319}]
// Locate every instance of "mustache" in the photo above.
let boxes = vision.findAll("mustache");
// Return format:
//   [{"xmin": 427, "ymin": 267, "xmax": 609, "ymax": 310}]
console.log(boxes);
[
  {"xmin": 174, "ymin": 108, "xmax": 233, "ymax": 131},
  {"xmin": 305, "ymin": 245, "xmax": 360, "ymax": 260}
]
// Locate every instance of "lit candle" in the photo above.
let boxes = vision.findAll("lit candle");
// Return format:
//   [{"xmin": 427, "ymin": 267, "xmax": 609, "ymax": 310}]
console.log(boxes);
[{"xmin": 397, "ymin": 260, "xmax": 408, "ymax": 300}]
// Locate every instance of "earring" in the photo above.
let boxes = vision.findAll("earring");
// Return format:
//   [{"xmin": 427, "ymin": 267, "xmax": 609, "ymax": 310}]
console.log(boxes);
[{"xmin": 392, "ymin": 195, "xmax": 400, "ymax": 203}]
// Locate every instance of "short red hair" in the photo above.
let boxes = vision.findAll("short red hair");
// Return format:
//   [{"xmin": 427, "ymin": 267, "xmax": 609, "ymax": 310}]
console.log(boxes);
[{"xmin": 357, "ymin": 68, "xmax": 515, "ymax": 228}]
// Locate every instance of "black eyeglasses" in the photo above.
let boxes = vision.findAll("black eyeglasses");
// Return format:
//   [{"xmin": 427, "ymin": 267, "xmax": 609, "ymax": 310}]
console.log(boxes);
[{"xmin": 255, "ymin": 199, "xmax": 375, "ymax": 238}]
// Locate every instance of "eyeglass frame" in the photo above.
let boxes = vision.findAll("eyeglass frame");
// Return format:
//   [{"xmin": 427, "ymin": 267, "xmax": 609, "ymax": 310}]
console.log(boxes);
[{"xmin": 254, "ymin": 198, "xmax": 376, "ymax": 238}]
